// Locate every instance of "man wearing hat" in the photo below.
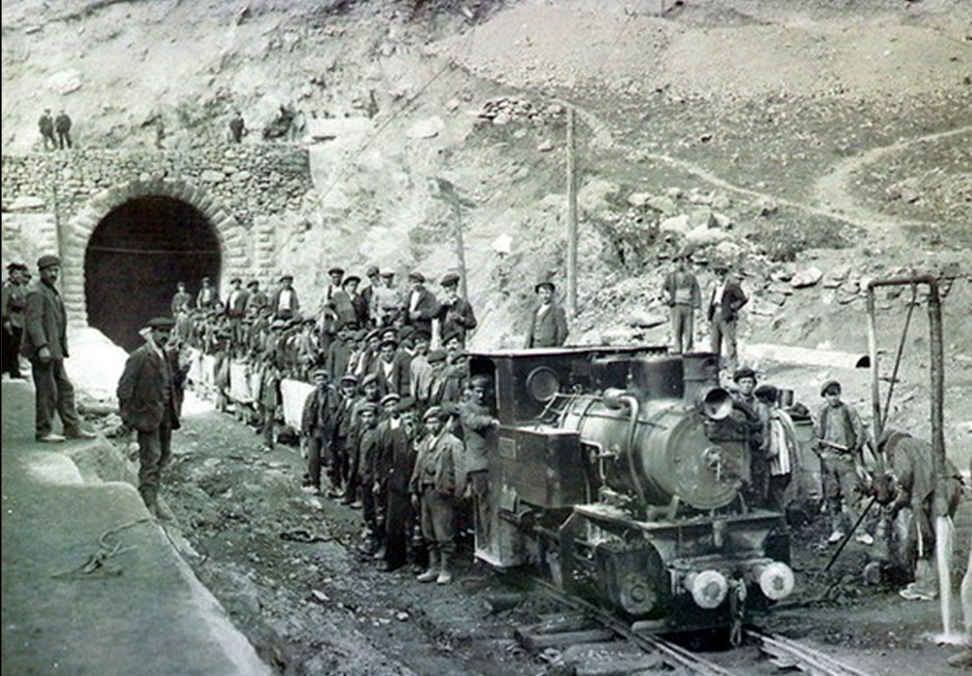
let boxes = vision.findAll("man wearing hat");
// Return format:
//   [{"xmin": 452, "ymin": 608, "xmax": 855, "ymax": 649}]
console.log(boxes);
[
  {"xmin": 706, "ymin": 263, "xmax": 747, "ymax": 372},
  {"xmin": 372, "ymin": 270, "xmax": 403, "ymax": 328},
  {"xmin": 224, "ymin": 277, "xmax": 249, "ymax": 347},
  {"xmin": 360, "ymin": 265, "xmax": 382, "ymax": 327},
  {"xmin": 355, "ymin": 400, "xmax": 383, "ymax": 548},
  {"xmin": 270, "ymin": 274, "xmax": 300, "ymax": 320},
  {"xmin": 22, "ymin": 255, "xmax": 94, "ymax": 442},
  {"xmin": 732, "ymin": 367, "xmax": 771, "ymax": 507},
  {"xmin": 663, "ymin": 251, "xmax": 701, "ymax": 354},
  {"xmin": 375, "ymin": 397, "xmax": 420, "ymax": 572},
  {"xmin": 326, "ymin": 321, "xmax": 357, "ymax": 382},
  {"xmin": 196, "ymin": 276, "xmax": 218, "ymax": 310},
  {"xmin": 409, "ymin": 331, "xmax": 434, "ymax": 411},
  {"xmin": 459, "ymin": 374, "xmax": 501, "ymax": 555},
  {"xmin": 330, "ymin": 373, "xmax": 360, "ymax": 499},
  {"xmin": 170, "ymin": 281, "xmax": 193, "ymax": 316},
  {"xmin": 525, "ymin": 280, "xmax": 568, "ymax": 348},
  {"xmin": 410, "ymin": 405, "xmax": 462, "ymax": 584},
  {"xmin": 812, "ymin": 380, "xmax": 869, "ymax": 545},
  {"xmin": 300, "ymin": 368, "xmax": 337, "ymax": 495},
  {"xmin": 316, "ymin": 267, "xmax": 346, "ymax": 349},
  {"xmin": 425, "ymin": 349, "xmax": 449, "ymax": 407},
  {"xmin": 2, "ymin": 262, "xmax": 28, "ymax": 379},
  {"xmin": 405, "ymin": 272, "xmax": 439, "ymax": 338},
  {"xmin": 372, "ymin": 336, "xmax": 411, "ymax": 399},
  {"xmin": 435, "ymin": 273, "xmax": 477, "ymax": 348},
  {"xmin": 117, "ymin": 317, "xmax": 186, "ymax": 516},
  {"xmin": 244, "ymin": 280, "xmax": 269, "ymax": 315}
]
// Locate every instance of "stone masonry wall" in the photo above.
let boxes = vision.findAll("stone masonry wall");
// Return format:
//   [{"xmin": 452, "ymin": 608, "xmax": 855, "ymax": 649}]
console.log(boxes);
[{"xmin": 1, "ymin": 146, "xmax": 310, "ymax": 325}]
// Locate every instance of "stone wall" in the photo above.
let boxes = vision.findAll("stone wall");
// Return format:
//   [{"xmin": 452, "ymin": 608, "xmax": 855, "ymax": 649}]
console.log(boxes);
[{"xmin": 0, "ymin": 146, "xmax": 311, "ymax": 325}]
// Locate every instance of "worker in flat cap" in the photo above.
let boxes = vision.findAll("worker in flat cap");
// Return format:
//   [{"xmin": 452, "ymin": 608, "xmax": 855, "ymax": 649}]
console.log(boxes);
[
  {"xmin": 526, "ymin": 279, "xmax": 568, "ymax": 348},
  {"xmin": 435, "ymin": 272, "xmax": 477, "ymax": 349},
  {"xmin": 410, "ymin": 403, "xmax": 462, "ymax": 584},
  {"xmin": 663, "ymin": 250, "xmax": 701, "ymax": 354},
  {"xmin": 373, "ymin": 335, "xmax": 410, "ymax": 399},
  {"xmin": 345, "ymin": 373, "xmax": 382, "ymax": 508},
  {"xmin": 327, "ymin": 372, "xmax": 361, "ymax": 499},
  {"xmin": 196, "ymin": 276, "xmax": 218, "ymax": 310},
  {"xmin": 224, "ymin": 276, "xmax": 249, "ymax": 347},
  {"xmin": 2, "ymin": 261, "xmax": 29, "ymax": 380},
  {"xmin": 731, "ymin": 366, "xmax": 771, "ymax": 508},
  {"xmin": 22, "ymin": 255, "xmax": 95, "ymax": 442},
  {"xmin": 356, "ymin": 396, "xmax": 384, "ymax": 552},
  {"xmin": 170, "ymin": 280, "xmax": 193, "ymax": 316},
  {"xmin": 812, "ymin": 379, "xmax": 870, "ymax": 546},
  {"xmin": 270, "ymin": 273, "xmax": 299, "ymax": 320},
  {"xmin": 244, "ymin": 279, "xmax": 269, "ymax": 316},
  {"xmin": 117, "ymin": 316, "xmax": 187, "ymax": 517},
  {"xmin": 405, "ymin": 271, "xmax": 439, "ymax": 339},
  {"xmin": 371, "ymin": 393, "xmax": 418, "ymax": 571},
  {"xmin": 706, "ymin": 262, "xmax": 747, "ymax": 373},
  {"xmin": 361, "ymin": 265, "xmax": 382, "ymax": 327},
  {"xmin": 459, "ymin": 373, "xmax": 502, "ymax": 559},
  {"xmin": 300, "ymin": 367, "xmax": 337, "ymax": 495}
]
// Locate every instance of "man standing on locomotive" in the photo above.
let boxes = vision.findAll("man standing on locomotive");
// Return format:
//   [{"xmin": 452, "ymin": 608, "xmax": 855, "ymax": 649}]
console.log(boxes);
[
  {"xmin": 706, "ymin": 263, "xmax": 747, "ymax": 373},
  {"xmin": 663, "ymin": 251, "xmax": 701, "ymax": 354},
  {"xmin": 813, "ymin": 380, "xmax": 871, "ymax": 545},
  {"xmin": 525, "ymin": 280, "xmax": 568, "ymax": 348}
]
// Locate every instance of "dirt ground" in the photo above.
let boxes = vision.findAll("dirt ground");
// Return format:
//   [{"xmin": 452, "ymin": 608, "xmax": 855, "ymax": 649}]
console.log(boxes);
[
  {"xmin": 5, "ymin": 0, "xmax": 972, "ymax": 672},
  {"xmin": 68, "ymin": 387, "xmax": 970, "ymax": 676}
]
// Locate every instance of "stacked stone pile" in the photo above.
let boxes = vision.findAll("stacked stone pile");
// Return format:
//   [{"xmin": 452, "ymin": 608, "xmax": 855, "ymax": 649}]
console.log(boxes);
[{"xmin": 477, "ymin": 97, "xmax": 565, "ymax": 126}]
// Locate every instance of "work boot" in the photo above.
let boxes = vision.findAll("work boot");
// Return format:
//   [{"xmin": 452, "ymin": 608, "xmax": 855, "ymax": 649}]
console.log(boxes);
[
  {"xmin": 417, "ymin": 547, "xmax": 439, "ymax": 583},
  {"xmin": 436, "ymin": 549, "xmax": 453, "ymax": 585},
  {"xmin": 140, "ymin": 487, "xmax": 159, "ymax": 518},
  {"xmin": 900, "ymin": 559, "xmax": 938, "ymax": 601}
]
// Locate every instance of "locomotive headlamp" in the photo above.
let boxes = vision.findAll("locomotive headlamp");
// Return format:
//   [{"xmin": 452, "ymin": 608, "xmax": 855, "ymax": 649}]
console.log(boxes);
[
  {"xmin": 697, "ymin": 386, "xmax": 733, "ymax": 420},
  {"xmin": 685, "ymin": 570, "xmax": 728, "ymax": 609},
  {"xmin": 754, "ymin": 562, "xmax": 795, "ymax": 601}
]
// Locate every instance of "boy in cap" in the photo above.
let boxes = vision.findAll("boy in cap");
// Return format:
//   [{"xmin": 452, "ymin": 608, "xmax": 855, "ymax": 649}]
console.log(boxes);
[
  {"xmin": 410, "ymin": 405, "xmax": 463, "ymax": 584},
  {"xmin": 117, "ymin": 317, "xmax": 186, "ymax": 517},
  {"xmin": 732, "ymin": 367, "xmax": 770, "ymax": 507},
  {"xmin": 436, "ymin": 273, "xmax": 477, "ymax": 348},
  {"xmin": 2, "ymin": 262, "xmax": 28, "ymax": 379},
  {"xmin": 330, "ymin": 374, "xmax": 360, "ymax": 499},
  {"xmin": 663, "ymin": 251, "xmax": 701, "ymax": 354},
  {"xmin": 525, "ymin": 281, "xmax": 568, "ymax": 348},
  {"xmin": 196, "ymin": 276, "xmax": 218, "ymax": 310},
  {"xmin": 812, "ymin": 380, "xmax": 870, "ymax": 545},
  {"xmin": 22, "ymin": 255, "xmax": 95, "ymax": 442}
]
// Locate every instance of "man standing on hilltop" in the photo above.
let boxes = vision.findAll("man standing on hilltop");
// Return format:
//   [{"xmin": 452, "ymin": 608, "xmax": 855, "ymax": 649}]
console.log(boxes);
[
  {"xmin": 229, "ymin": 111, "xmax": 246, "ymax": 143},
  {"xmin": 38, "ymin": 109, "xmax": 57, "ymax": 150},
  {"xmin": 663, "ymin": 251, "xmax": 701, "ymax": 354},
  {"xmin": 54, "ymin": 110, "xmax": 73, "ymax": 149}
]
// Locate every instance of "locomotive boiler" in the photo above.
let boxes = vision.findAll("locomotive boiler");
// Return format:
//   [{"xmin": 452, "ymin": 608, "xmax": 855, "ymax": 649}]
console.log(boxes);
[{"xmin": 467, "ymin": 346, "xmax": 793, "ymax": 637}]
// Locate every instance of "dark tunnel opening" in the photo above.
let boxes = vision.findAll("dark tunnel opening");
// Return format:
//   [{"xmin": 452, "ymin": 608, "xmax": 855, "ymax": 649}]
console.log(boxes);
[{"xmin": 85, "ymin": 196, "xmax": 221, "ymax": 352}]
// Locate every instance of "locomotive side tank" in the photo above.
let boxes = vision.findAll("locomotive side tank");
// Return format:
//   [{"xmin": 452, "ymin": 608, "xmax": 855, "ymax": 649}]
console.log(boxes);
[{"xmin": 467, "ymin": 347, "xmax": 794, "ymax": 637}]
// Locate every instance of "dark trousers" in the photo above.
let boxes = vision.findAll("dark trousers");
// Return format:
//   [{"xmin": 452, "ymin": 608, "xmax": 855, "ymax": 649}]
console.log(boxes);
[
  {"xmin": 57, "ymin": 130, "xmax": 72, "ymax": 149},
  {"xmin": 306, "ymin": 433, "xmax": 327, "ymax": 489},
  {"xmin": 384, "ymin": 488, "xmax": 412, "ymax": 569},
  {"xmin": 768, "ymin": 473, "xmax": 792, "ymax": 512},
  {"xmin": 2, "ymin": 325, "xmax": 22, "ymax": 376},
  {"xmin": 329, "ymin": 436, "xmax": 346, "ymax": 489},
  {"xmin": 138, "ymin": 423, "xmax": 173, "ymax": 499},
  {"xmin": 29, "ymin": 357, "xmax": 80, "ymax": 438}
]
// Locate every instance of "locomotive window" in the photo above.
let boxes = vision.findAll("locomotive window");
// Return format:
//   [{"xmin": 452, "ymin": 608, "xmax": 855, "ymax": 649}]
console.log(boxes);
[{"xmin": 526, "ymin": 366, "xmax": 561, "ymax": 402}]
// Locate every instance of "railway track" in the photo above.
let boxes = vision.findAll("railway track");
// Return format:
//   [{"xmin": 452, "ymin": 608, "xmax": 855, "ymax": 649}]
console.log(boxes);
[{"xmin": 529, "ymin": 580, "xmax": 870, "ymax": 676}]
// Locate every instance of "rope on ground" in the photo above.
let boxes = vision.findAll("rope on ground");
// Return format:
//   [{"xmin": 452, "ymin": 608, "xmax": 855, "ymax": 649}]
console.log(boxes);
[{"xmin": 50, "ymin": 517, "xmax": 154, "ymax": 579}]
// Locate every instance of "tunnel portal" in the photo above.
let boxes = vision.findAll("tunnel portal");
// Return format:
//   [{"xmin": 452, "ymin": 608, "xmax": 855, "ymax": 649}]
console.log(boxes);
[{"xmin": 85, "ymin": 196, "xmax": 221, "ymax": 352}]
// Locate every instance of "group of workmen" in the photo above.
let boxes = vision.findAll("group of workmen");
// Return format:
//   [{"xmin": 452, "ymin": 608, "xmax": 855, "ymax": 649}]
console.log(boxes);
[{"xmin": 167, "ymin": 265, "xmax": 535, "ymax": 584}]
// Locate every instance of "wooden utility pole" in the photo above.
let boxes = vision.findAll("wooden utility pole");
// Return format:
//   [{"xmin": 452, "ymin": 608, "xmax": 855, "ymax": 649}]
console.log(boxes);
[
  {"xmin": 434, "ymin": 177, "xmax": 471, "ymax": 300},
  {"xmin": 565, "ymin": 106, "xmax": 578, "ymax": 316}
]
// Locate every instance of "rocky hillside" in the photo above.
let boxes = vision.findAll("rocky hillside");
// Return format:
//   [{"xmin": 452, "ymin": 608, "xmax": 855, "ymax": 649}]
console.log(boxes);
[{"xmin": 3, "ymin": 0, "xmax": 971, "ymax": 456}]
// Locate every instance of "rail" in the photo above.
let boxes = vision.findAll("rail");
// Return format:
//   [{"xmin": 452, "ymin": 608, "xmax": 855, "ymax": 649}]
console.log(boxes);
[{"xmin": 749, "ymin": 629, "xmax": 874, "ymax": 676}]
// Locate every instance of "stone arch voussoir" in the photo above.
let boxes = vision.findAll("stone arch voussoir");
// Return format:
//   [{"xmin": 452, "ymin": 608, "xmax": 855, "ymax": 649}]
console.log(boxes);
[{"xmin": 64, "ymin": 179, "xmax": 240, "ymax": 326}]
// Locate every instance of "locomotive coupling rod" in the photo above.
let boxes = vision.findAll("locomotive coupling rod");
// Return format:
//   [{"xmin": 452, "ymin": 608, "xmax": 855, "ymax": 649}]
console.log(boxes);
[{"xmin": 824, "ymin": 496, "xmax": 877, "ymax": 573}]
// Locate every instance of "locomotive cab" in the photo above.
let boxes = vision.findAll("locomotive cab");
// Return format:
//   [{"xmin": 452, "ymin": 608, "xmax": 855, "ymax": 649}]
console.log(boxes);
[{"xmin": 467, "ymin": 347, "xmax": 793, "ymax": 635}]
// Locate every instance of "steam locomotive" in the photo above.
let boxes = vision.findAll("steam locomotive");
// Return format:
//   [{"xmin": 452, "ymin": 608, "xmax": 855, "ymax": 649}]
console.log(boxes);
[{"xmin": 467, "ymin": 346, "xmax": 794, "ymax": 636}]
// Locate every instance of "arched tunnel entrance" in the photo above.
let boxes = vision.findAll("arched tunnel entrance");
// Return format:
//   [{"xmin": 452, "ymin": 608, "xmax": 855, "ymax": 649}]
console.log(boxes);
[{"xmin": 85, "ymin": 196, "xmax": 221, "ymax": 352}]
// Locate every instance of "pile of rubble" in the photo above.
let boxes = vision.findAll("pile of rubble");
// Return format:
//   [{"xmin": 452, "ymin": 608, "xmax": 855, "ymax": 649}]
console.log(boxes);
[{"xmin": 477, "ymin": 97, "xmax": 565, "ymax": 126}]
